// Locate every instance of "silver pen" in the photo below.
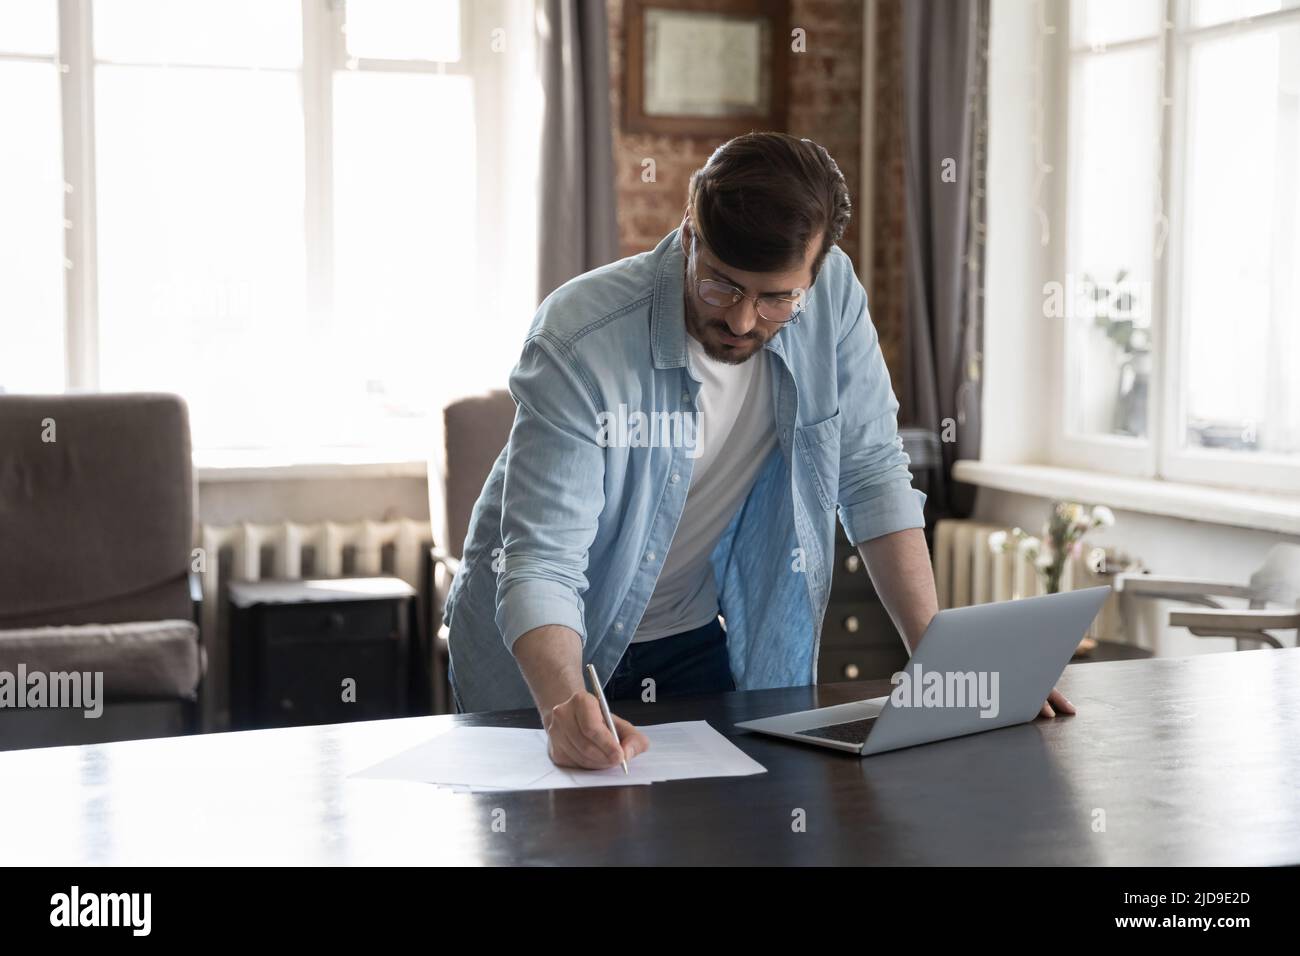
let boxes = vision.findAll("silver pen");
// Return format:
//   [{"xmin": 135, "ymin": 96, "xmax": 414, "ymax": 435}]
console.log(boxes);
[{"xmin": 585, "ymin": 663, "xmax": 628, "ymax": 774}]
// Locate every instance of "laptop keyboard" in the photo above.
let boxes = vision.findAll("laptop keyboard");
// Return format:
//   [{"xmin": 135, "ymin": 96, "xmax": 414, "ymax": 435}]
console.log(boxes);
[{"xmin": 795, "ymin": 717, "xmax": 876, "ymax": 746}]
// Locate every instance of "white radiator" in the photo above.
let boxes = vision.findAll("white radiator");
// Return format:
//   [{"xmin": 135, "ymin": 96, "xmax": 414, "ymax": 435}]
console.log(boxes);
[
  {"xmin": 931, "ymin": 518, "xmax": 1110, "ymax": 654},
  {"xmin": 197, "ymin": 518, "xmax": 433, "ymax": 730},
  {"xmin": 932, "ymin": 518, "xmax": 1090, "ymax": 609}
]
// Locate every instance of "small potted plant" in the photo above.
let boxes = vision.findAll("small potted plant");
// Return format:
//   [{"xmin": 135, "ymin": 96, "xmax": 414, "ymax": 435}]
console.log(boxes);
[{"xmin": 1083, "ymin": 270, "xmax": 1150, "ymax": 438}]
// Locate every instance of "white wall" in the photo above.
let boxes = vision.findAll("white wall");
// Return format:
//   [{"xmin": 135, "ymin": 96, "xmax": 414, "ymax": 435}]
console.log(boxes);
[
  {"xmin": 984, "ymin": 0, "xmax": 1056, "ymax": 464},
  {"xmin": 199, "ymin": 475, "xmax": 429, "ymax": 528}
]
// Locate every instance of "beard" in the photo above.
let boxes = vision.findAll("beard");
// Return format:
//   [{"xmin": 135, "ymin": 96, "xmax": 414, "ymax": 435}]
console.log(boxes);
[{"xmin": 683, "ymin": 287, "xmax": 768, "ymax": 365}]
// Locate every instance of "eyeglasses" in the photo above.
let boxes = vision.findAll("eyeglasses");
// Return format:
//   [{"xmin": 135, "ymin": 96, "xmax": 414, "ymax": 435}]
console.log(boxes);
[
  {"xmin": 688, "ymin": 243, "xmax": 806, "ymax": 325},
  {"xmin": 695, "ymin": 277, "xmax": 806, "ymax": 324}
]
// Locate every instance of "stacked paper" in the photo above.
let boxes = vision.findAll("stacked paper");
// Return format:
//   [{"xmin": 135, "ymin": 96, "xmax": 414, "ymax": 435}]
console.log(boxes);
[{"xmin": 351, "ymin": 720, "xmax": 765, "ymax": 792}]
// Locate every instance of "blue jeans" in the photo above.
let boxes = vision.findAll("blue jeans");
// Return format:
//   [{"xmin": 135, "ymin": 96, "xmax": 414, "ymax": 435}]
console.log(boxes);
[{"xmin": 604, "ymin": 615, "xmax": 736, "ymax": 702}]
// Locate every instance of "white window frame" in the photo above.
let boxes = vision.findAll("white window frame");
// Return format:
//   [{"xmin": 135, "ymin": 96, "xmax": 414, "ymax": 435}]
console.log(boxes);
[
  {"xmin": 1159, "ymin": 2, "xmax": 1300, "ymax": 494},
  {"xmin": 1051, "ymin": 0, "xmax": 1166, "ymax": 480},
  {"xmin": 1052, "ymin": 0, "xmax": 1300, "ymax": 496},
  {"xmin": 303, "ymin": 0, "xmax": 476, "ymax": 332},
  {"xmin": 54, "ymin": 0, "xmax": 96, "ymax": 391}
]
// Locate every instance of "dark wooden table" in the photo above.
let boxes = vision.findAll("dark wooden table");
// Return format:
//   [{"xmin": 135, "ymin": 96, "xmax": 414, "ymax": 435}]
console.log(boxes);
[
  {"xmin": 2, "ymin": 649, "xmax": 1296, "ymax": 865},
  {"xmin": 1073, "ymin": 639, "xmax": 1154, "ymax": 663}
]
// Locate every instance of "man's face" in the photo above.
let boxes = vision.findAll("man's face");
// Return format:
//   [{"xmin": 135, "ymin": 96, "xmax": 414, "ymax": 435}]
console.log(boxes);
[{"xmin": 682, "ymin": 223, "xmax": 816, "ymax": 365}]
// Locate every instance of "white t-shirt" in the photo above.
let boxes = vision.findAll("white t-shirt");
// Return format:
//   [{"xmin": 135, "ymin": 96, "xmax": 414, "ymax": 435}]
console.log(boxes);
[{"xmin": 633, "ymin": 334, "xmax": 778, "ymax": 642}]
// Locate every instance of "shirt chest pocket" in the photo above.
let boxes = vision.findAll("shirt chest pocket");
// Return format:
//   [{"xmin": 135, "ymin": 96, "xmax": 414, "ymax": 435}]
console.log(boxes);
[{"xmin": 794, "ymin": 410, "xmax": 842, "ymax": 511}]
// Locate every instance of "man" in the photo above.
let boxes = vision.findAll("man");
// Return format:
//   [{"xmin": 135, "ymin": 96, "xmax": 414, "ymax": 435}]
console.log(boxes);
[{"xmin": 444, "ymin": 132, "xmax": 1074, "ymax": 769}]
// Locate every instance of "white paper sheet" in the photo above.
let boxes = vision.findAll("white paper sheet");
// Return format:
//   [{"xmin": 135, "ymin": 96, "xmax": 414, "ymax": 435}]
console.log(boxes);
[
  {"xmin": 350, "ymin": 725, "xmax": 555, "ymax": 789},
  {"xmin": 351, "ymin": 720, "xmax": 765, "ymax": 792}
]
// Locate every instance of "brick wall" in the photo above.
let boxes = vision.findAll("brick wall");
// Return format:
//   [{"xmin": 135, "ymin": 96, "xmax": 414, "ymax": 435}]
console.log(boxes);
[{"xmin": 608, "ymin": 0, "xmax": 864, "ymax": 268}]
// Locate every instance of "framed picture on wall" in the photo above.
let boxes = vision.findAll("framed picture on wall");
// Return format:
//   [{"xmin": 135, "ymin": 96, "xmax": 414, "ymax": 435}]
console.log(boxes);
[{"xmin": 623, "ymin": 0, "xmax": 789, "ymax": 136}]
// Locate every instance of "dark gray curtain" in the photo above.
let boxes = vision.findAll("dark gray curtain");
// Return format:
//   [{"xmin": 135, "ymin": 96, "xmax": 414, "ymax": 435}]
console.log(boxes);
[
  {"xmin": 536, "ymin": 0, "xmax": 620, "ymax": 302},
  {"xmin": 900, "ymin": 0, "xmax": 988, "ymax": 521}
]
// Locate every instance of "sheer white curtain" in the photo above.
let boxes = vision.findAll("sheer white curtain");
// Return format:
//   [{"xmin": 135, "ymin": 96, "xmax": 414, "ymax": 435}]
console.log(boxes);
[{"xmin": 430, "ymin": 0, "xmax": 543, "ymax": 409}]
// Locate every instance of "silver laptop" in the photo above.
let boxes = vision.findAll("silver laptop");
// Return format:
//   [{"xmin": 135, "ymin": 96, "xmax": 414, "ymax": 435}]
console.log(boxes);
[{"xmin": 735, "ymin": 586, "xmax": 1111, "ymax": 757}]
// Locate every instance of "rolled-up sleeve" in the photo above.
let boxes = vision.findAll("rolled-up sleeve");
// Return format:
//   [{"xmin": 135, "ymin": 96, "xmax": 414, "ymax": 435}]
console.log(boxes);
[
  {"xmin": 834, "ymin": 272, "xmax": 927, "ymax": 546},
  {"xmin": 494, "ymin": 333, "xmax": 606, "ymax": 651}
]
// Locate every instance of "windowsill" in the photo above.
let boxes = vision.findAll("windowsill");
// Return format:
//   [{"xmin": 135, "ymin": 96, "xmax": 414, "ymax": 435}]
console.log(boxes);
[
  {"xmin": 195, "ymin": 449, "xmax": 427, "ymax": 483},
  {"xmin": 954, "ymin": 461, "xmax": 1300, "ymax": 536}
]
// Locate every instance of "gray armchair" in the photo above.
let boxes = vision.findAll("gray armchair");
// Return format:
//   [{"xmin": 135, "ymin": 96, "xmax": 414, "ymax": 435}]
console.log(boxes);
[
  {"xmin": 427, "ymin": 390, "xmax": 517, "ymax": 710},
  {"xmin": 1116, "ymin": 544, "xmax": 1300, "ymax": 651},
  {"xmin": 0, "ymin": 393, "xmax": 204, "ymax": 749}
]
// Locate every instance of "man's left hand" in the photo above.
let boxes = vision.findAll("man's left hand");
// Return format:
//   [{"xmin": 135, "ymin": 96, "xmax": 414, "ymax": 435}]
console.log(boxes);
[{"xmin": 1038, "ymin": 687, "xmax": 1076, "ymax": 719}]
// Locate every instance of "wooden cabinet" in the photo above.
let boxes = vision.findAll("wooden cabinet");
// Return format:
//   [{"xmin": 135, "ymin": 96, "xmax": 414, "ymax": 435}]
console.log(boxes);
[
  {"xmin": 229, "ymin": 578, "xmax": 415, "ymax": 729},
  {"xmin": 818, "ymin": 528, "xmax": 909, "ymax": 684}
]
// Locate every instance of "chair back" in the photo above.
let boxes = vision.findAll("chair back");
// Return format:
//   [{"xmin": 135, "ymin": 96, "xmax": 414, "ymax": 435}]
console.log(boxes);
[
  {"xmin": 1250, "ymin": 543, "xmax": 1300, "ymax": 609},
  {"xmin": 428, "ymin": 390, "xmax": 517, "ymax": 558},
  {"xmin": 0, "ymin": 393, "xmax": 194, "ymax": 628}
]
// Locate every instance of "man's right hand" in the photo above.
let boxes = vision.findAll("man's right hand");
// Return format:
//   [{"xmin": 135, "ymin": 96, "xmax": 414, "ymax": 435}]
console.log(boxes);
[
  {"xmin": 542, "ymin": 690, "xmax": 650, "ymax": 769},
  {"xmin": 512, "ymin": 623, "xmax": 650, "ymax": 769}
]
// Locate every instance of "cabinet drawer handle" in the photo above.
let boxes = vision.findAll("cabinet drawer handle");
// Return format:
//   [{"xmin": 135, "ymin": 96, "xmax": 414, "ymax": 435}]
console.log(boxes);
[
  {"xmin": 843, "ymin": 615, "xmax": 860, "ymax": 634},
  {"xmin": 843, "ymin": 663, "xmax": 860, "ymax": 679}
]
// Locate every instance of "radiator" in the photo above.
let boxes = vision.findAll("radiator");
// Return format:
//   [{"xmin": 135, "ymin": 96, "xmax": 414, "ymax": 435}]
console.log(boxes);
[
  {"xmin": 933, "ymin": 518, "xmax": 1090, "ymax": 609},
  {"xmin": 931, "ymin": 518, "xmax": 1110, "ymax": 655},
  {"xmin": 197, "ymin": 518, "xmax": 433, "ymax": 730}
]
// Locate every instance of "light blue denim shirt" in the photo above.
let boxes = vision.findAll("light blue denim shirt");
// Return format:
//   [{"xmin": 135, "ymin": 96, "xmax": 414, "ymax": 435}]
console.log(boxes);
[{"xmin": 444, "ymin": 229, "xmax": 926, "ymax": 713}]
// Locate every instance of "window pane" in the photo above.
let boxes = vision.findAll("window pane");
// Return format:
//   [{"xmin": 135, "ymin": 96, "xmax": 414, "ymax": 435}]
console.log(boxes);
[
  {"xmin": 1179, "ymin": 26, "xmax": 1300, "ymax": 457},
  {"xmin": 0, "ymin": 0, "xmax": 57, "ymax": 55},
  {"xmin": 1065, "ymin": 48, "xmax": 1160, "ymax": 439},
  {"xmin": 94, "ymin": 65, "xmax": 307, "ymax": 450},
  {"xmin": 1071, "ymin": 0, "xmax": 1162, "ymax": 48},
  {"xmin": 344, "ymin": 0, "xmax": 460, "ymax": 62},
  {"xmin": 93, "ymin": 0, "xmax": 300, "ymax": 67},
  {"xmin": 1190, "ymin": 0, "xmax": 1300, "ymax": 29},
  {"xmin": 0, "ymin": 60, "xmax": 65, "ymax": 392},
  {"xmin": 332, "ymin": 70, "xmax": 476, "ymax": 444}
]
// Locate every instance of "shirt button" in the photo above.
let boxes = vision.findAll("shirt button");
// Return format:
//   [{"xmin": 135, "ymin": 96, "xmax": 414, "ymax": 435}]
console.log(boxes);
[
  {"xmin": 644, "ymin": 551, "xmax": 656, "ymax": 562},
  {"xmin": 681, "ymin": 392, "xmax": 691, "ymax": 404},
  {"xmin": 614, "ymin": 622, "xmax": 624, "ymax": 632},
  {"xmin": 670, "ymin": 473, "xmax": 680, "ymax": 484}
]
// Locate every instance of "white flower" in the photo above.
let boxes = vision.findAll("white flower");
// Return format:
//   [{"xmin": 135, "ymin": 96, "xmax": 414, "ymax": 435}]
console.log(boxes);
[
  {"xmin": 1091, "ymin": 505, "xmax": 1115, "ymax": 528},
  {"xmin": 988, "ymin": 530, "xmax": 1008, "ymax": 553}
]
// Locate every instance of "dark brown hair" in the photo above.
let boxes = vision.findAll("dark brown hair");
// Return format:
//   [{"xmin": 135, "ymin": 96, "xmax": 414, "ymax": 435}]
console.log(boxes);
[{"xmin": 686, "ymin": 132, "xmax": 851, "ymax": 279}]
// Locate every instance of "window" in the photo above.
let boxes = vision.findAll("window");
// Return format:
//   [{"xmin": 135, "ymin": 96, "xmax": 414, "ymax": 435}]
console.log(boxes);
[
  {"xmin": 0, "ymin": 0, "xmax": 64, "ymax": 393},
  {"xmin": 0, "ymin": 0, "xmax": 540, "ymax": 462},
  {"xmin": 1056, "ymin": 0, "xmax": 1300, "ymax": 494}
]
